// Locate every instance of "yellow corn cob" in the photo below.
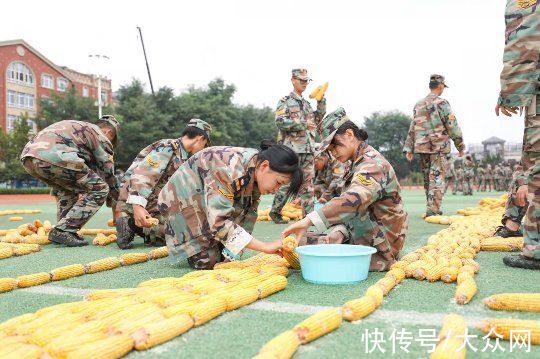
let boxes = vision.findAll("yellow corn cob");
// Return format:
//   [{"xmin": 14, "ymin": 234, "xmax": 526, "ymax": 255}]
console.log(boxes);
[
  {"xmin": 257, "ymin": 275, "xmax": 288, "ymax": 298},
  {"xmin": 430, "ymin": 337, "xmax": 466, "ymax": 359},
  {"xmin": 14, "ymin": 310, "xmax": 71, "ymax": 335},
  {"xmin": 420, "ymin": 253, "xmax": 437, "ymax": 266},
  {"xmin": 21, "ymin": 234, "xmax": 50, "ymax": 245},
  {"xmin": 84, "ymin": 288, "xmax": 138, "ymax": 301},
  {"xmin": 438, "ymin": 313, "xmax": 466, "ymax": 340},
  {"xmin": 258, "ymin": 330, "xmax": 300, "ymax": 359},
  {"xmin": 449, "ymin": 256, "xmax": 463, "ymax": 268},
  {"xmin": 0, "ymin": 247, "xmax": 14, "ymax": 259},
  {"xmin": 93, "ymin": 233, "xmax": 117, "ymax": 246},
  {"xmin": 8, "ymin": 216, "xmax": 23, "ymax": 221},
  {"xmin": 29, "ymin": 319, "xmax": 82, "ymax": 346},
  {"xmin": 149, "ymin": 246, "xmax": 169, "ymax": 259},
  {"xmin": 456, "ymin": 272, "xmax": 473, "ymax": 285},
  {"xmin": 64, "ymin": 334, "xmax": 134, "ymax": 359},
  {"xmin": 460, "ymin": 258, "xmax": 479, "ymax": 272},
  {"xmin": 113, "ymin": 310, "xmax": 165, "ymax": 335},
  {"xmin": 146, "ymin": 217, "xmax": 160, "ymax": 226},
  {"xmin": 133, "ymin": 314, "xmax": 194, "ymax": 350},
  {"xmin": 224, "ymin": 288, "xmax": 260, "ymax": 311},
  {"xmin": 483, "ymin": 293, "xmax": 540, "ymax": 313},
  {"xmin": 36, "ymin": 227, "xmax": 46, "ymax": 236},
  {"xmin": 413, "ymin": 262, "xmax": 436, "ymax": 281},
  {"xmin": 16, "ymin": 272, "xmax": 51, "ymax": 288},
  {"xmin": 0, "ymin": 335, "xmax": 29, "ymax": 352},
  {"xmin": 78, "ymin": 228, "xmax": 117, "ymax": 235},
  {"xmin": 282, "ymin": 250, "xmax": 300, "ymax": 270},
  {"xmin": 85, "ymin": 257, "xmax": 121, "ymax": 273},
  {"xmin": 282, "ymin": 236, "xmax": 298, "ymax": 252},
  {"xmin": 50, "ymin": 264, "xmax": 86, "ymax": 281},
  {"xmin": 258, "ymin": 265, "xmax": 289, "ymax": 277},
  {"xmin": 390, "ymin": 260, "xmax": 408, "ymax": 270},
  {"xmin": 189, "ymin": 297, "xmax": 227, "ymax": 326},
  {"xmin": 0, "ymin": 343, "xmax": 43, "ymax": 359},
  {"xmin": 423, "ymin": 263, "xmax": 446, "ymax": 282},
  {"xmin": 401, "ymin": 252, "xmax": 420, "ymax": 263},
  {"xmin": 293, "ymin": 308, "xmax": 342, "ymax": 343},
  {"xmin": 0, "ymin": 313, "xmax": 36, "ymax": 335},
  {"xmin": 440, "ymin": 267, "xmax": 458, "ymax": 283},
  {"xmin": 342, "ymin": 296, "xmax": 377, "ymax": 321},
  {"xmin": 162, "ymin": 301, "xmax": 199, "ymax": 318},
  {"xmin": 480, "ymin": 236, "xmax": 523, "ymax": 251},
  {"xmin": 120, "ymin": 252, "xmax": 150, "ymax": 266},
  {"xmin": 405, "ymin": 260, "xmax": 427, "ymax": 278},
  {"xmin": 385, "ymin": 268, "xmax": 405, "ymax": 284},
  {"xmin": 458, "ymin": 265, "xmax": 476, "ymax": 277},
  {"xmin": 365, "ymin": 285, "xmax": 384, "ymax": 307},
  {"xmin": 376, "ymin": 277, "xmax": 396, "ymax": 295},
  {"xmin": 477, "ymin": 318, "xmax": 540, "ymax": 345},
  {"xmin": 0, "ymin": 278, "xmax": 17, "ymax": 293},
  {"xmin": 455, "ymin": 279, "xmax": 477, "ymax": 305}
]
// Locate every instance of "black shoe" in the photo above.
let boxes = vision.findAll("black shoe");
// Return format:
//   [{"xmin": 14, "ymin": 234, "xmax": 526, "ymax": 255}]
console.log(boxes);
[
  {"xmin": 116, "ymin": 216, "xmax": 135, "ymax": 249},
  {"xmin": 49, "ymin": 228, "xmax": 88, "ymax": 247},
  {"xmin": 493, "ymin": 225, "xmax": 522, "ymax": 238},
  {"xmin": 269, "ymin": 212, "xmax": 288, "ymax": 224},
  {"xmin": 503, "ymin": 255, "xmax": 540, "ymax": 270}
]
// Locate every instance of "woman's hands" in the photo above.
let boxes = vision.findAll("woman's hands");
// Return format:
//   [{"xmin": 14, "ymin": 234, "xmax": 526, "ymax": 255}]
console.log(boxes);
[
  {"xmin": 281, "ymin": 217, "xmax": 312, "ymax": 242},
  {"xmin": 133, "ymin": 204, "xmax": 152, "ymax": 228}
]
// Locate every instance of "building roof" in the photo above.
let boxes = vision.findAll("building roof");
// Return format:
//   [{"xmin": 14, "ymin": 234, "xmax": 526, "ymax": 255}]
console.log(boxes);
[
  {"xmin": 482, "ymin": 136, "xmax": 506, "ymax": 145},
  {"xmin": 0, "ymin": 39, "xmax": 72, "ymax": 80}
]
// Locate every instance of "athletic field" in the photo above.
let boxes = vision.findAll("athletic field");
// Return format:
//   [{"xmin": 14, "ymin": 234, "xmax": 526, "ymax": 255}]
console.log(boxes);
[{"xmin": 1, "ymin": 190, "xmax": 538, "ymax": 358}]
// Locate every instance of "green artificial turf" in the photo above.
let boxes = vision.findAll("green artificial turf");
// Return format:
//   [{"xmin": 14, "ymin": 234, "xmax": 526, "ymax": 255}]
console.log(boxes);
[{"xmin": 0, "ymin": 190, "xmax": 539, "ymax": 358}]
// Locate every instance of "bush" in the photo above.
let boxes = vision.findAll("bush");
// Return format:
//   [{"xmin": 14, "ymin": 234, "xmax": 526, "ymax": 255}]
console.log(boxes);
[{"xmin": 0, "ymin": 188, "xmax": 51, "ymax": 195}]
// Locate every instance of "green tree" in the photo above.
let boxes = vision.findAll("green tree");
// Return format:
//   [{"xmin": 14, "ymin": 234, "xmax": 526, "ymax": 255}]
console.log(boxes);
[
  {"xmin": 0, "ymin": 115, "xmax": 32, "ymax": 186},
  {"xmin": 363, "ymin": 110, "xmax": 418, "ymax": 179}
]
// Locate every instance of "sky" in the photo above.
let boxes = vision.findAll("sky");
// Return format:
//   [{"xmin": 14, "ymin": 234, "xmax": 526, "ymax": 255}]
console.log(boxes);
[{"xmin": 0, "ymin": 0, "xmax": 525, "ymax": 145}]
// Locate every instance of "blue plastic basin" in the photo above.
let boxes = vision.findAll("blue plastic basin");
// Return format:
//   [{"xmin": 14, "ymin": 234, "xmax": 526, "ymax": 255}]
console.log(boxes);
[{"xmin": 295, "ymin": 244, "xmax": 377, "ymax": 284}]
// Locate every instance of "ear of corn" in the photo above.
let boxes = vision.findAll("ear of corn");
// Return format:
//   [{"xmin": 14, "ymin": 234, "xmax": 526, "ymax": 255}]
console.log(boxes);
[
  {"xmin": 0, "ymin": 247, "xmax": 14, "ymax": 259},
  {"xmin": 438, "ymin": 313, "xmax": 466, "ymax": 340},
  {"xmin": 0, "ymin": 278, "xmax": 17, "ymax": 293},
  {"xmin": 483, "ymin": 293, "xmax": 540, "ymax": 313},
  {"xmin": 477, "ymin": 318, "xmax": 540, "ymax": 345},
  {"xmin": 440, "ymin": 267, "xmax": 458, "ymax": 283},
  {"xmin": 480, "ymin": 236, "xmax": 523, "ymax": 251},
  {"xmin": 456, "ymin": 272, "xmax": 474, "ymax": 285},
  {"xmin": 293, "ymin": 308, "xmax": 342, "ymax": 343},
  {"xmin": 376, "ymin": 277, "xmax": 396, "ymax": 295},
  {"xmin": 425, "ymin": 263, "xmax": 446, "ymax": 282},
  {"xmin": 282, "ymin": 250, "xmax": 300, "ymax": 270},
  {"xmin": 430, "ymin": 337, "xmax": 466, "ymax": 359},
  {"xmin": 189, "ymin": 298, "xmax": 227, "ymax": 326},
  {"xmin": 133, "ymin": 314, "xmax": 194, "ymax": 350},
  {"xmin": 93, "ymin": 234, "xmax": 117, "ymax": 246},
  {"xmin": 257, "ymin": 275, "xmax": 288, "ymax": 299},
  {"xmin": 0, "ymin": 343, "xmax": 43, "ymax": 359},
  {"xmin": 455, "ymin": 279, "xmax": 477, "ymax": 305},
  {"xmin": 315, "ymin": 82, "xmax": 329, "ymax": 101},
  {"xmin": 16, "ymin": 272, "xmax": 51, "ymax": 288},
  {"xmin": 120, "ymin": 253, "xmax": 150, "ymax": 266},
  {"xmin": 85, "ymin": 257, "xmax": 121, "ymax": 273},
  {"xmin": 282, "ymin": 236, "xmax": 298, "ymax": 252},
  {"xmin": 259, "ymin": 330, "xmax": 300, "ymax": 359},
  {"xmin": 385, "ymin": 268, "xmax": 405, "ymax": 284},
  {"xmin": 162, "ymin": 301, "xmax": 199, "ymax": 318},
  {"xmin": 342, "ymin": 296, "xmax": 377, "ymax": 321},
  {"xmin": 64, "ymin": 334, "xmax": 134, "ymax": 359},
  {"xmin": 365, "ymin": 286, "xmax": 384, "ymax": 307},
  {"xmin": 149, "ymin": 246, "xmax": 169, "ymax": 259},
  {"xmin": 29, "ymin": 319, "xmax": 82, "ymax": 346},
  {"xmin": 50, "ymin": 264, "xmax": 86, "ymax": 281},
  {"xmin": 258, "ymin": 265, "xmax": 289, "ymax": 277},
  {"xmin": 225, "ymin": 288, "xmax": 259, "ymax": 311}
]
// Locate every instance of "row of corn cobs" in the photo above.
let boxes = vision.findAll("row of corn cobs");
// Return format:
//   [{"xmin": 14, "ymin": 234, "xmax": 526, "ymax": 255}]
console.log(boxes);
[
  {"xmin": 257, "ymin": 203, "xmax": 303, "ymax": 222},
  {"xmin": 0, "ymin": 220, "xmax": 52, "ymax": 245},
  {"xmin": 424, "ymin": 194, "xmax": 507, "ymax": 224},
  {"xmin": 0, "ymin": 209, "xmax": 42, "ymax": 217},
  {"xmin": 0, "ymin": 247, "xmax": 169, "ymax": 295},
  {"xmin": 0, "ymin": 253, "xmax": 290, "ymax": 358}
]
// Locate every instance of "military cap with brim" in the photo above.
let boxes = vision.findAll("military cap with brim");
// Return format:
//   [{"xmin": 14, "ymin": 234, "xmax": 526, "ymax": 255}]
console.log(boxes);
[
  {"xmin": 316, "ymin": 107, "xmax": 350, "ymax": 155},
  {"xmin": 186, "ymin": 118, "xmax": 213, "ymax": 145},
  {"xmin": 430, "ymin": 74, "xmax": 448, "ymax": 88},
  {"xmin": 292, "ymin": 68, "xmax": 311, "ymax": 81},
  {"xmin": 97, "ymin": 115, "xmax": 119, "ymax": 147}
]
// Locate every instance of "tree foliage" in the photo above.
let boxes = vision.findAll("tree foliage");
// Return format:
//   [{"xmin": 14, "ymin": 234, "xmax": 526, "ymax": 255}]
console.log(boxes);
[{"xmin": 0, "ymin": 115, "xmax": 33, "ymax": 184}]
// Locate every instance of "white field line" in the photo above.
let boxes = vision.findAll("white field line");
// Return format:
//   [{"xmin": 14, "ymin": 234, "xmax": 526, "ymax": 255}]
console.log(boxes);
[{"xmin": 20, "ymin": 285, "xmax": 484, "ymax": 326}]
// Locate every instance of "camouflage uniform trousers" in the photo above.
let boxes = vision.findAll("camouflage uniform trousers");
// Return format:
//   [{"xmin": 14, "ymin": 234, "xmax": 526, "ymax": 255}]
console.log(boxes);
[
  {"xmin": 162, "ymin": 209, "xmax": 224, "ymax": 270},
  {"xmin": 444, "ymin": 176, "xmax": 456, "ymax": 194},
  {"xmin": 478, "ymin": 177, "xmax": 486, "ymax": 191},
  {"xmin": 463, "ymin": 175, "xmax": 473, "ymax": 195},
  {"xmin": 522, "ymin": 113, "xmax": 540, "ymax": 260},
  {"xmin": 420, "ymin": 153, "xmax": 447, "ymax": 214},
  {"xmin": 22, "ymin": 157, "xmax": 108, "ymax": 233},
  {"xmin": 502, "ymin": 185, "xmax": 528, "ymax": 228},
  {"xmin": 271, "ymin": 153, "xmax": 314, "ymax": 216}
]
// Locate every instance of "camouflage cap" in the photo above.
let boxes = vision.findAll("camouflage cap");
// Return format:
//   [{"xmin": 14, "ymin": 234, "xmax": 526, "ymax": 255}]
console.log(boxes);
[
  {"xmin": 316, "ymin": 107, "xmax": 350, "ymax": 154},
  {"xmin": 186, "ymin": 118, "xmax": 213, "ymax": 145},
  {"xmin": 430, "ymin": 74, "xmax": 448, "ymax": 88},
  {"xmin": 97, "ymin": 115, "xmax": 119, "ymax": 147},
  {"xmin": 292, "ymin": 68, "xmax": 311, "ymax": 81}
]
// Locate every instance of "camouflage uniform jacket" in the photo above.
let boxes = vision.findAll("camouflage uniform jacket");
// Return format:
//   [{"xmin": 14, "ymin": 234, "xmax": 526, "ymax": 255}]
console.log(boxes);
[
  {"xmin": 456, "ymin": 168, "xmax": 464, "ymax": 181},
  {"xmin": 444, "ymin": 159, "xmax": 455, "ymax": 178},
  {"xmin": 20, "ymin": 120, "xmax": 118, "ymax": 206},
  {"xmin": 477, "ymin": 167, "xmax": 485, "ymax": 178},
  {"xmin": 117, "ymin": 139, "xmax": 189, "ymax": 213},
  {"xmin": 307, "ymin": 143, "xmax": 408, "ymax": 256},
  {"xmin": 403, "ymin": 93, "xmax": 465, "ymax": 154},
  {"xmin": 494, "ymin": 167, "xmax": 503, "ymax": 180},
  {"xmin": 485, "ymin": 167, "xmax": 493, "ymax": 179},
  {"xmin": 158, "ymin": 146, "xmax": 261, "ymax": 259},
  {"xmin": 498, "ymin": 0, "xmax": 540, "ymax": 112},
  {"xmin": 314, "ymin": 157, "xmax": 346, "ymax": 201},
  {"xmin": 275, "ymin": 92, "xmax": 326, "ymax": 153},
  {"xmin": 464, "ymin": 159, "xmax": 475, "ymax": 178}
]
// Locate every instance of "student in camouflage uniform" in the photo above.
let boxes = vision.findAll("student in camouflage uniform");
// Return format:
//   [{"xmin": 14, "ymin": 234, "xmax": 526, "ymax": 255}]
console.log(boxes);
[
  {"xmin": 463, "ymin": 155, "xmax": 475, "ymax": 195},
  {"xmin": 115, "ymin": 119, "xmax": 212, "ymax": 249},
  {"xmin": 496, "ymin": 0, "xmax": 539, "ymax": 269},
  {"xmin": 282, "ymin": 108, "xmax": 408, "ymax": 271},
  {"xmin": 455, "ymin": 165, "xmax": 464, "ymax": 194},
  {"xmin": 270, "ymin": 69, "xmax": 326, "ymax": 223},
  {"xmin": 484, "ymin": 164, "xmax": 494, "ymax": 191},
  {"xmin": 477, "ymin": 165, "xmax": 486, "ymax": 192},
  {"xmin": 158, "ymin": 141, "xmax": 303, "ymax": 270},
  {"xmin": 20, "ymin": 116, "xmax": 119, "ymax": 246},
  {"xmin": 403, "ymin": 74, "xmax": 465, "ymax": 215},
  {"xmin": 313, "ymin": 152, "xmax": 346, "ymax": 203},
  {"xmin": 493, "ymin": 165, "xmax": 503, "ymax": 191},
  {"xmin": 494, "ymin": 162, "xmax": 529, "ymax": 238},
  {"xmin": 443, "ymin": 154, "xmax": 456, "ymax": 194},
  {"xmin": 503, "ymin": 164, "xmax": 512, "ymax": 189}
]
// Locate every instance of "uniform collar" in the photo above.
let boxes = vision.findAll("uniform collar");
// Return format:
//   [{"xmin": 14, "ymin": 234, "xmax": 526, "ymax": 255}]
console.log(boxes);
[
  {"xmin": 173, "ymin": 140, "xmax": 190, "ymax": 160},
  {"xmin": 290, "ymin": 91, "xmax": 304, "ymax": 101}
]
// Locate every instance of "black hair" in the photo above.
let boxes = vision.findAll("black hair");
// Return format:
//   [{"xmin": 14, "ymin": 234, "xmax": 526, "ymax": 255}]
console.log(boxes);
[
  {"xmin": 257, "ymin": 139, "xmax": 303, "ymax": 201},
  {"xmin": 429, "ymin": 81, "xmax": 440, "ymax": 90},
  {"xmin": 332, "ymin": 121, "xmax": 368, "ymax": 146},
  {"xmin": 181, "ymin": 126, "xmax": 209, "ymax": 141}
]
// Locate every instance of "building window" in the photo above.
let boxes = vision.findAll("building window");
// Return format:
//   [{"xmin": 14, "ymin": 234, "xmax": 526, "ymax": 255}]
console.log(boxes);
[
  {"xmin": 6, "ymin": 62, "xmax": 34, "ymax": 86},
  {"xmin": 6, "ymin": 115, "xmax": 34, "ymax": 133},
  {"xmin": 100, "ymin": 90, "xmax": 107, "ymax": 105},
  {"xmin": 7, "ymin": 90, "xmax": 35, "ymax": 110},
  {"xmin": 57, "ymin": 78, "xmax": 68, "ymax": 92},
  {"xmin": 41, "ymin": 74, "xmax": 54, "ymax": 89},
  {"xmin": 82, "ymin": 86, "xmax": 89, "ymax": 97}
]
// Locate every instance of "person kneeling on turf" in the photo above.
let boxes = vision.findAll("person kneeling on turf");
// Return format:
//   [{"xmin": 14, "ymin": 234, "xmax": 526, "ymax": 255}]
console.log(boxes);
[
  {"xmin": 157, "ymin": 140, "xmax": 303, "ymax": 270},
  {"xmin": 281, "ymin": 108, "xmax": 408, "ymax": 271},
  {"xmin": 115, "ymin": 119, "xmax": 212, "ymax": 249}
]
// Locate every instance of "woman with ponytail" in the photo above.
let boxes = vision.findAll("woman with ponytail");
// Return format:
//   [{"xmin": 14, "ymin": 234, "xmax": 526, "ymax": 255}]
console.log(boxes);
[
  {"xmin": 158, "ymin": 140, "xmax": 302, "ymax": 270},
  {"xmin": 282, "ymin": 108, "xmax": 408, "ymax": 272}
]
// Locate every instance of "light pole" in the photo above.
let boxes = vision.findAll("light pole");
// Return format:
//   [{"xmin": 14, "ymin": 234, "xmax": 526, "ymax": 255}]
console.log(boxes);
[{"xmin": 88, "ymin": 54, "xmax": 110, "ymax": 118}]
